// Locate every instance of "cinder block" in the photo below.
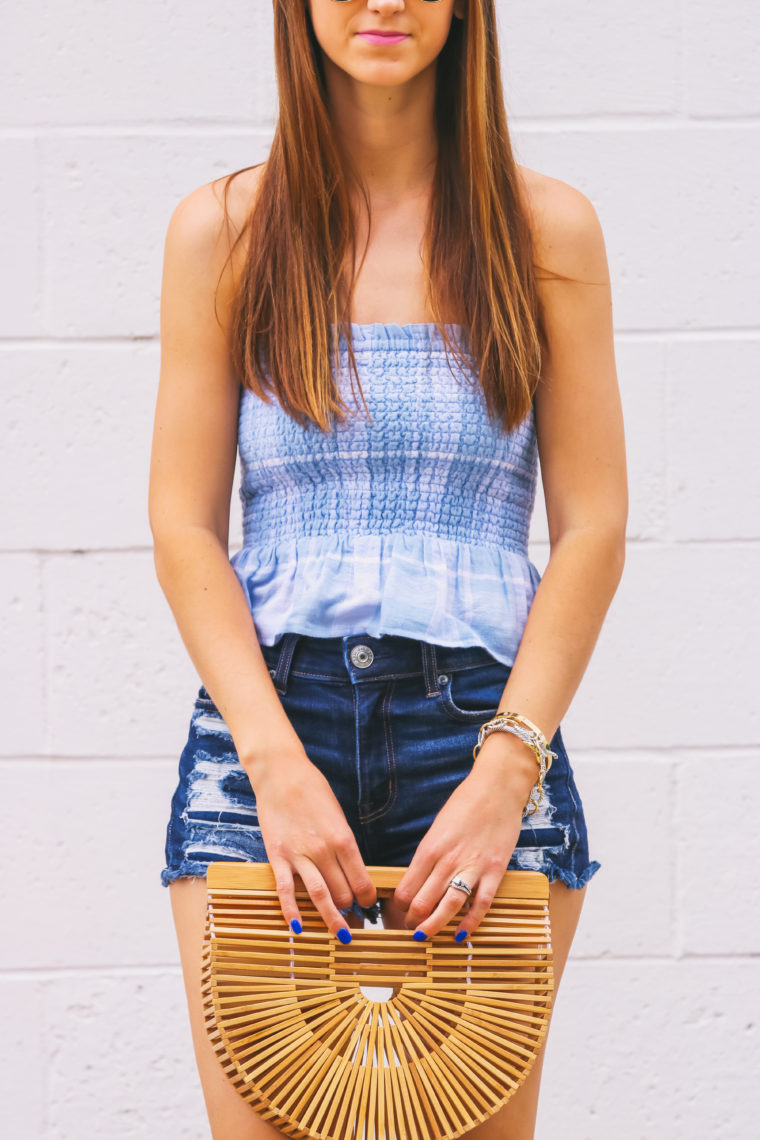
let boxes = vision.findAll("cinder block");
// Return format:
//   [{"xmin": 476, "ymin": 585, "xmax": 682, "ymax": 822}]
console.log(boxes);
[
  {"xmin": 677, "ymin": 752, "xmax": 760, "ymax": 955},
  {"xmin": 0, "ymin": 2, "xmax": 277, "ymax": 127},
  {"xmin": 1, "ymin": 341, "xmax": 243, "ymax": 554},
  {"xmin": 44, "ymin": 971, "xmax": 207, "ymax": 1138},
  {"xmin": 667, "ymin": 338, "xmax": 760, "ymax": 539},
  {"xmin": 0, "ymin": 139, "xmax": 41, "ymax": 336},
  {"xmin": 618, "ymin": 340, "xmax": 668, "ymax": 541},
  {"xmin": 670, "ymin": 127, "xmax": 760, "ymax": 328},
  {"xmin": 1, "ymin": 345, "xmax": 157, "ymax": 550},
  {"xmin": 0, "ymin": 758, "xmax": 187, "ymax": 970},
  {"xmin": 0, "ymin": 979, "xmax": 46, "ymax": 1137},
  {"xmin": 538, "ymin": 960, "xmax": 760, "ymax": 1138},
  {"xmin": 0, "ymin": 555, "xmax": 45, "ymax": 755},
  {"xmin": 567, "ymin": 755, "xmax": 675, "ymax": 958},
  {"xmin": 45, "ymin": 551, "xmax": 200, "ymax": 757},
  {"xmin": 559, "ymin": 543, "xmax": 760, "ymax": 749},
  {"xmin": 500, "ymin": 1, "xmax": 679, "ymax": 116},
  {"xmin": 41, "ymin": 133, "xmax": 273, "ymax": 337},
  {"xmin": 514, "ymin": 126, "xmax": 760, "ymax": 331},
  {"xmin": 685, "ymin": 0, "xmax": 760, "ymax": 115}
]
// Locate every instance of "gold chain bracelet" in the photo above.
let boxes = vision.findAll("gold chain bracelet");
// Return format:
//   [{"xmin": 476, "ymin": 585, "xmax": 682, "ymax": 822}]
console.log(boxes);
[{"xmin": 473, "ymin": 710, "xmax": 558, "ymax": 816}]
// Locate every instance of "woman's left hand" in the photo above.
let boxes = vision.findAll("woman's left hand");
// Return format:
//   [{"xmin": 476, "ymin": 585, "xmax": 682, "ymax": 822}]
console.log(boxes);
[{"xmin": 391, "ymin": 743, "xmax": 537, "ymax": 940}]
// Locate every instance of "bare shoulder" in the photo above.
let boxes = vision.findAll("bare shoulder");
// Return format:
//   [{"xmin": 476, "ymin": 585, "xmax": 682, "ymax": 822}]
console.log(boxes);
[
  {"xmin": 151, "ymin": 164, "xmax": 268, "ymax": 543},
  {"xmin": 516, "ymin": 164, "xmax": 610, "ymax": 287},
  {"xmin": 211, "ymin": 162, "xmax": 268, "ymax": 240},
  {"xmin": 165, "ymin": 162, "xmax": 267, "ymax": 293}
]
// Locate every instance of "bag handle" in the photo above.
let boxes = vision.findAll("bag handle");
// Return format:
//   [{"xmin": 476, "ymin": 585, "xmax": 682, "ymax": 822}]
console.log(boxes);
[{"xmin": 206, "ymin": 860, "xmax": 549, "ymax": 901}]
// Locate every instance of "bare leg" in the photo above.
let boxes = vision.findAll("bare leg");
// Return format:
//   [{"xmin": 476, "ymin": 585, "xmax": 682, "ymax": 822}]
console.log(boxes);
[{"xmin": 168, "ymin": 876, "xmax": 365, "ymax": 1140}]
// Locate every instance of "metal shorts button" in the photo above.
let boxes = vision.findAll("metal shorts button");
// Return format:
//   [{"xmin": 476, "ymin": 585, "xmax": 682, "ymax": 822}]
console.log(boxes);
[{"xmin": 350, "ymin": 644, "xmax": 374, "ymax": 668}]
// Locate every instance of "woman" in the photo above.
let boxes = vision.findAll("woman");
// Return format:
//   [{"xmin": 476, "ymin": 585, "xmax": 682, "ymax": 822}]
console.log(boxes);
[{"xmin": 149, "ymin": 1, "xmax": 627, "ymax": 1137}]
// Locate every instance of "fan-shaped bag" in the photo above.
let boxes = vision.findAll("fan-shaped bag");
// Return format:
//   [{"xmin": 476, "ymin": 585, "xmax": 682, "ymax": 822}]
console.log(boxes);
[{"xmin": 201, "ymin": 861, "xmax": 553, "ymax": 1139}]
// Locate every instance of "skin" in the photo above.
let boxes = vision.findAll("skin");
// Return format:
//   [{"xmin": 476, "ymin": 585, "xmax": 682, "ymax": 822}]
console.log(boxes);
[{"xmin": 151, "ymin": 2, "xmax": 628, "ymax": 1136}]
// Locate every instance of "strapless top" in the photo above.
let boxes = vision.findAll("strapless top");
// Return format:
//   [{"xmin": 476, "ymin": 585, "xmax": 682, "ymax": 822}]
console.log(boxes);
[{"xmin": 229, "ymin": 321, "xmax": 542, "ymax": 667}]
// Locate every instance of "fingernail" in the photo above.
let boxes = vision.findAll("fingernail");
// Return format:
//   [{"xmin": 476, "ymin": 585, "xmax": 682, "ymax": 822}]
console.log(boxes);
[
  {"xmin": 454, "ymin": 929, "xmax": 468, "ymax": 942},
  {"xmin": 336, "ymin": 927, "xmax": 352, "ymax": 944},
  {"xmin": 290, "ymin": 919, "xmax": 302, "ymax": 934},
  {"xmin": 412, "ymin": 930, "xmax": 427, "ymax": 941}
]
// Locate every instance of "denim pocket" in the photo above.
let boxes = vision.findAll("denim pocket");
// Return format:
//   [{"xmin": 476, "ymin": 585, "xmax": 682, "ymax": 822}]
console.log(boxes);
[{"xmin": 437, "ymin": 661, "xmax": 510, "ymax": 724}]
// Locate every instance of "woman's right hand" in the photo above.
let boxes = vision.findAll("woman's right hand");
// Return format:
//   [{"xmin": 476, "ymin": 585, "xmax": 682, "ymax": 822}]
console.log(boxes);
[{"xmin": 250, "ymin": 753, "xmax": 378, "ymax": 939}]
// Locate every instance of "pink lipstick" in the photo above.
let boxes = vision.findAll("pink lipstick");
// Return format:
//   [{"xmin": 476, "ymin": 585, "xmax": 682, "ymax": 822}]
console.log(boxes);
[{"xmin": 357, "ymin": 32, "xmax": 410, "ymax": 46}]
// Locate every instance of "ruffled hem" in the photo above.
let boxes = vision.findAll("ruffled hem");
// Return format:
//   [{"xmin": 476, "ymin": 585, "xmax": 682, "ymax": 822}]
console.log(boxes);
[{"xmin": 229, "ymin": 532, "xmax": 542, "ymax": 670}]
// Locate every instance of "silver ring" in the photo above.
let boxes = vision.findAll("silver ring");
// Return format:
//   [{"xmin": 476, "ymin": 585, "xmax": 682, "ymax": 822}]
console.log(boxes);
[{"xmin": 448, "ymin": 875, "xmax": 472, "ymax": 896}]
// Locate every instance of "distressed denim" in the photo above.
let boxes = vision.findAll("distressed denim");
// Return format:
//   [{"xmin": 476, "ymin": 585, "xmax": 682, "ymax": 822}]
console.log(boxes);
[{"xmin": 161, "ymin": 632, "xmax": 600, "ymax": 918}]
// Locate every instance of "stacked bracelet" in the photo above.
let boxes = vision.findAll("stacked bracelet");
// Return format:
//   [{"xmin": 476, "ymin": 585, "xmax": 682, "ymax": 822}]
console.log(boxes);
[{"xmin": 472, "ymin": 710, "xmax": 558, "ymax": 817}]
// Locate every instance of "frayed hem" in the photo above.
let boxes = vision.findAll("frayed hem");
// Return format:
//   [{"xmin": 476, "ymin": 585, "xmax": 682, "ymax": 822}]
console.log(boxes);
[
  {"xmin": 160, "ymin": 861, "xmax": 210, "ymax": 887},
  {"xmin": 543, "ymin": 860, "xmax": 602, "ymax": 890}
]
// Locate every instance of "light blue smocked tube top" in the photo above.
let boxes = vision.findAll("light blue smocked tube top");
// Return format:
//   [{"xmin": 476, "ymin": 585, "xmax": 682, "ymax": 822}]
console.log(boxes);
[{"xmin": 229, "ymin": 322, "xmax": 542, "ymax": 668}]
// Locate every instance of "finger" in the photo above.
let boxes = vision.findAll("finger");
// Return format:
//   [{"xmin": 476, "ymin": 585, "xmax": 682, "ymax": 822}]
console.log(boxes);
[
  {"xmin": 333, "ymin": 833, "xmax": 378, "ymax": 911},
  {"xmin": 412, "ymin": 886, "xmax": 471, "ymax": 940},
  {"xmin": 449, "ymin": 871, "xmax": 501, "ymax": 939},
  {"xmin": 407, "ymin": 868, "xmax": 480, "ymax": 940},
  {"xmin": 292, "ymin": 857, "xmax": 357, "ymax": 941},
  {"xmin": 270, "ymin": 858, "xmax": 305, "ymax": 934},
  {"xmin": 312, "ymin": 845, "xmax": 362, "ymax": 915},
  {"xmin": 390, "ymin": 842, "xmax": 439, "ymax": 916}
]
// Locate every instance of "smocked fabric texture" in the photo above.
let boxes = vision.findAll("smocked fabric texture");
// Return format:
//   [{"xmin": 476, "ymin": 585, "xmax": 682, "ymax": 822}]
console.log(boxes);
[{"xmin": 230, "ymin": 322, "xmax": 542, "ymax": 668}]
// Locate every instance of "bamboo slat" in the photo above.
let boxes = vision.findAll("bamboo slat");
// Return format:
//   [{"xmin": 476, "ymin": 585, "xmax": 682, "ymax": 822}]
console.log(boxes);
[{"xmin": 201, "ymin": 861, "xmax": 552, "ymax": 1140}]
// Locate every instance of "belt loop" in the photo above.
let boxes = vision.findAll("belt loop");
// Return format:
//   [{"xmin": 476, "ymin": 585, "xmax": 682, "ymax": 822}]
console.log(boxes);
[
  {"xmin": 421, "ymin": 641, "xmax": 440, "ymax": 698},
  {"xmin": 272, "ymin": 633, "xmax": 300, "ymax": 695}
]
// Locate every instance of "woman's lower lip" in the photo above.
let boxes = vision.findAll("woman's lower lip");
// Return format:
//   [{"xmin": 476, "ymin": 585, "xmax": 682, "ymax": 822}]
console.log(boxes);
[{"xmin": 357, "ymin": 33, "xmax": 410, "ymax": 46}]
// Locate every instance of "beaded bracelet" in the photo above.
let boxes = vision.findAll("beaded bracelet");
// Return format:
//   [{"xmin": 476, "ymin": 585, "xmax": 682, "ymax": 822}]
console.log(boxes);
[{"xmin": 472, "ymin": 710, "xmax": 558, "ymax": 816}]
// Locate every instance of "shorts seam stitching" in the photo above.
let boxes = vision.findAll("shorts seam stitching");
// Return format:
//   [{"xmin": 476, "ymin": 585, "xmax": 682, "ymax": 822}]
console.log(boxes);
[{"xmin": 360, "ymin": 680, "xmax": 398, "ymax": 822}]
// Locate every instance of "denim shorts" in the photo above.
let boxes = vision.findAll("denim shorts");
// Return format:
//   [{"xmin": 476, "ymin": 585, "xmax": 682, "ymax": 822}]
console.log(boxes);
[{"xmin": 161, "ymin": 632, "xmax": 600, "ymax": 919}]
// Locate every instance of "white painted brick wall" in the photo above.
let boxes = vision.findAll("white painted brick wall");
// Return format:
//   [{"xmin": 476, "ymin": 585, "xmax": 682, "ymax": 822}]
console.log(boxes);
[{"xmin": 2, "ymin": 2, "xmax": 757, "ymax": 1136}]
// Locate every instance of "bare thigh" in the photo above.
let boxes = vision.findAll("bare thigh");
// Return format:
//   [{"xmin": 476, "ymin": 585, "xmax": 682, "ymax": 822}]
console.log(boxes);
[
  {"xmin": 382, "ymin": 881, "xmax": 586, "ymax": 1140},
  {"xmin": 168, "ymin": 876, "xmax": 367, "ymax": 1140},
  {"xmin": 170, "ymin": 877, "xmax": 584, "ymax": 1140}
]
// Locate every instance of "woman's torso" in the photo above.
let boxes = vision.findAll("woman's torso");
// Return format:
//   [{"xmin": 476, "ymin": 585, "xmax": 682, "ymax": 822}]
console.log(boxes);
[{"xmin": 225, "ymin": 163, "xmax": 544, "ymax": 667}]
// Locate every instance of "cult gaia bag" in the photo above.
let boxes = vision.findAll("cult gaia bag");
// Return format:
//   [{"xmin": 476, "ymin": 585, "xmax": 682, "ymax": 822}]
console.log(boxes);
[{"xmin": 201, "ymin": 861, "xmax": 553, "ymax": 1140}]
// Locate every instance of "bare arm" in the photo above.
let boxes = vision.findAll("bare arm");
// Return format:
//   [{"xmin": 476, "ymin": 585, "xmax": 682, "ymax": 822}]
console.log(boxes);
[
  {"xmin": 472, "ymin": 178, "xmax": 628, "ymax": 795},
  {"xmin": 149, "ymin": 173, "xmax": 377, "ymax": 933},
  {"xmin": 149, "ymin": 176, "xmax": 302, "ymax": 778},
  {"xmin": 392, "ymin": 179, "xmax": 628, "ymax": 936}
]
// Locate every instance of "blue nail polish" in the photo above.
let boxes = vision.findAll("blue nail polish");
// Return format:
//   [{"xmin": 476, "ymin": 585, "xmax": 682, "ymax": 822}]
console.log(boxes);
[
  {"xmin": 337, "ymin": 927, "xmax": 352, "ymax": 944},
  {"xmin": 412, "ymin": 930, "xmax": 427, "ymax": 941},
  {"xmin": 290, "ymin": 919, "xmax": 302, "ymax": 934},
  {"xmin": 455, "ymin": 929, "xmax": 468, "ymax": 942}
]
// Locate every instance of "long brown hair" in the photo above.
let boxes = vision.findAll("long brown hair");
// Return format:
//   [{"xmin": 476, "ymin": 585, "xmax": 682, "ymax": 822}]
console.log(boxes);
[{"xmin": 220, "ymin": 0, "xmax": 544, "ymax": 434}]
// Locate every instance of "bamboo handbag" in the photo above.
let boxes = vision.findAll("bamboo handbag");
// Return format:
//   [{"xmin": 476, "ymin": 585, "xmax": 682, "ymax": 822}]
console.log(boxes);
[{"xmin": 201, "ymin": 861, "xmax": 553, "ymax": 1140}]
